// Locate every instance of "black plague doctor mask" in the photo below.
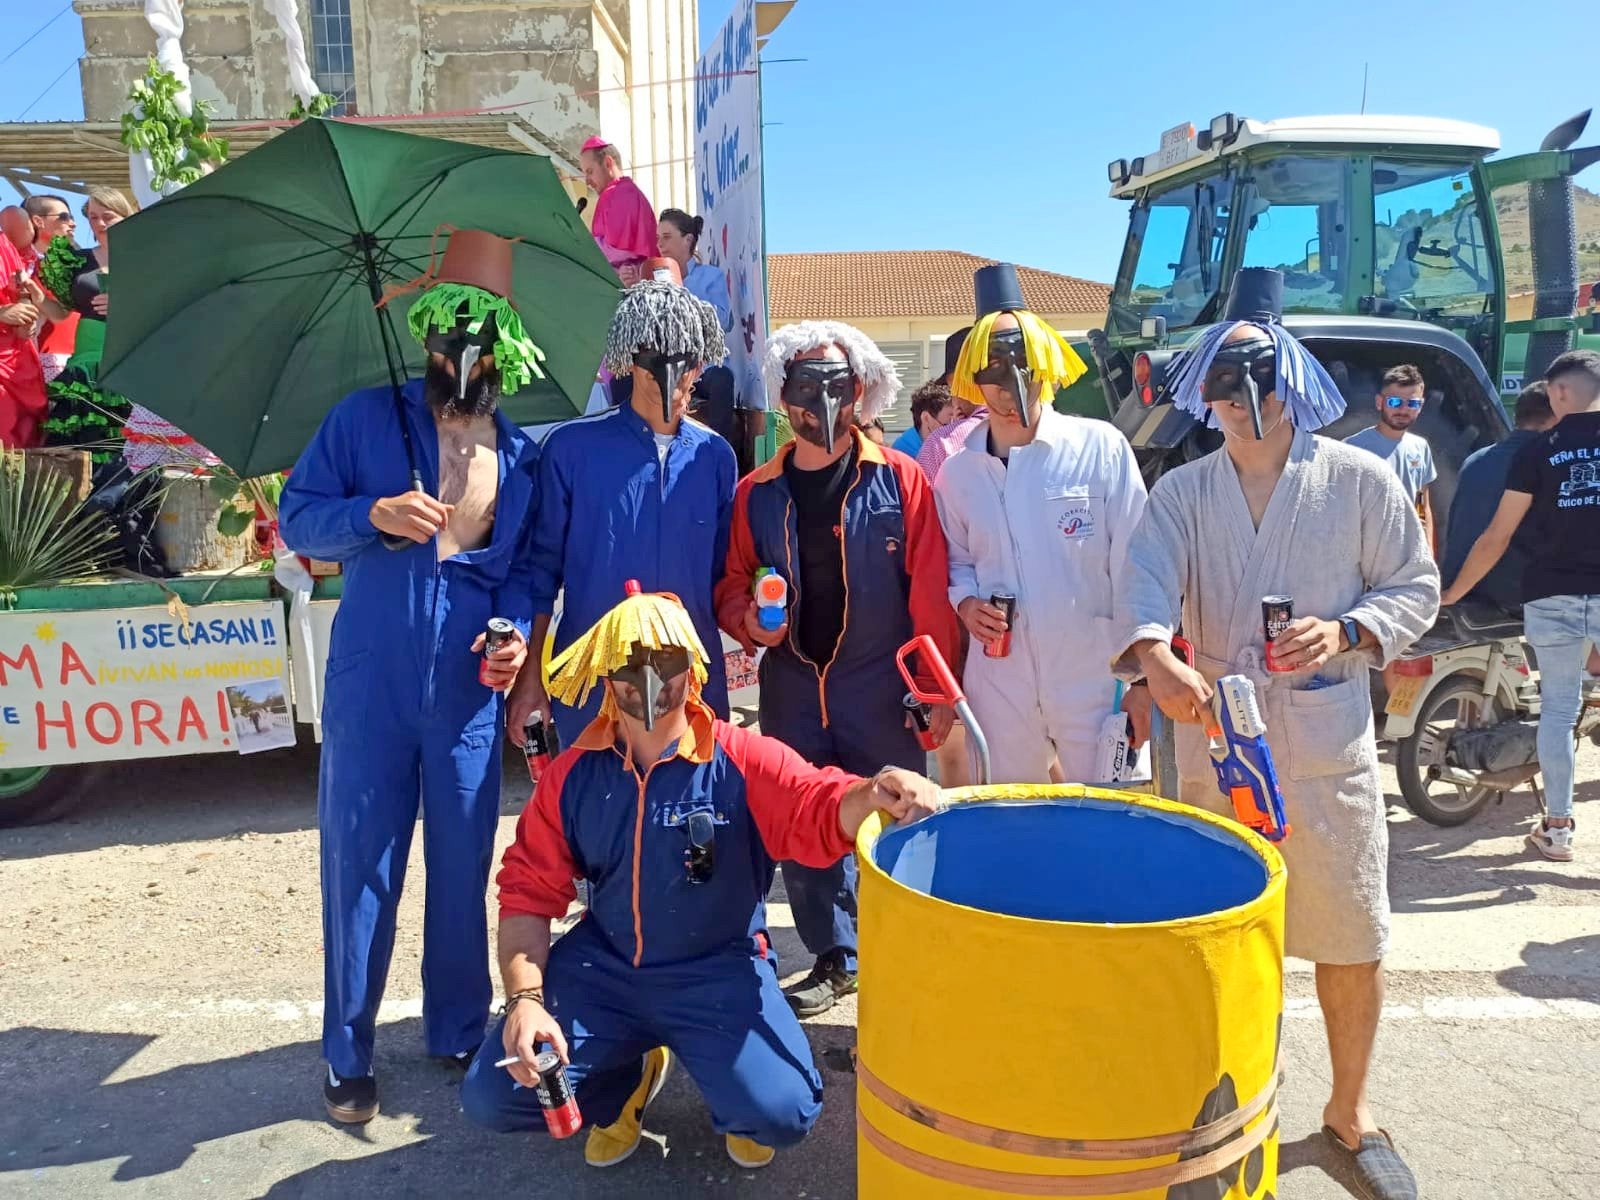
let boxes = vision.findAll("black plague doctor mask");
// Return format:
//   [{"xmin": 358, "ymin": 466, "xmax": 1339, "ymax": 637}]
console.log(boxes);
[
  {"xmin": 425, "ymin": 307, "xmax": 500, "ymax": 404},
  {"xmin": 973, "ymin": 326, "xmax": 1035, "ymax": 429},
  {"xmin": 608, "ymin": 645, "xmax": 693, "ymax": 732},
  {"xmin": 782, "ymin": 359, "xmax": 857, "ymax": 454},
  {"xmin": 633, "ymin": 348, "xmax": 696, "ymax": 424},
  {"xmin": 1202, "ymin": 329, "xmax": 1278, "ymax": 439}
]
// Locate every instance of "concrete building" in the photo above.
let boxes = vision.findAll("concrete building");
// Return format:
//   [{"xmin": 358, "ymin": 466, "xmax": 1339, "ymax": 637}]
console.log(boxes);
[
  {"xmin": 768, "ymin": 250, "xmax": 1110, "ymax": 427},
  {"xmin": 67, "ymin": 0, "xmax": 699, "ymax": 210}
]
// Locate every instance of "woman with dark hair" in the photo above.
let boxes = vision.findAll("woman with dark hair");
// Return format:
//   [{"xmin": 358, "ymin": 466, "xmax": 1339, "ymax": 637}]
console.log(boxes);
[{"xmin": 657, "ymin": 209, "xmax": 731, "ymax": 331}]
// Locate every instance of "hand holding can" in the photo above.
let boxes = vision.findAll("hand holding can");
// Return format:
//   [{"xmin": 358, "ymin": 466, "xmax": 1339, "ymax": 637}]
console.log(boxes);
[
  {"xmin": 1262, "ymin": 596, "xmax": 1293, "ymax": 673},
  {"xmin": 984, "ymin": 592, "xmax": 1017, "ymax": 659}
]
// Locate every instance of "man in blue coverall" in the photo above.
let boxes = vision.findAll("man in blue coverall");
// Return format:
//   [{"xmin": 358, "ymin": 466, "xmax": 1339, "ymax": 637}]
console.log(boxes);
[
  {"xmin": 459, "ymin": 587, "xmax": 943, "ymax": 1169},
  {"xmin": 279, "ymin": 230, "xmax": 543, "ymax": 1124},
  {"xmin": 715, "ymin": 320, "xmax": 961, "ymax": 1019},
  {"xmin": 506, "ymin": 279, "xmax": 736, "ymax": 750}
]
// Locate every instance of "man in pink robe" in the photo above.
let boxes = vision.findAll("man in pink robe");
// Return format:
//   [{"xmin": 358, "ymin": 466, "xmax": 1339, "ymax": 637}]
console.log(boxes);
[{"xmin": 581, "ymin": 137, "xmax": 657, "ymax": 282}]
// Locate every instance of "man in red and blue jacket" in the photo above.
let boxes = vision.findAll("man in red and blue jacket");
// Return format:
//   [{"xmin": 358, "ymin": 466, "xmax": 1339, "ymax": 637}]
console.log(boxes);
[
  {"xmin": 459, "ymin": 588, "xmax": 942, "ymax": 1171},
  {"xmin": 715, "ymin": 320, "xmax": 961, "ymax": 1019}
]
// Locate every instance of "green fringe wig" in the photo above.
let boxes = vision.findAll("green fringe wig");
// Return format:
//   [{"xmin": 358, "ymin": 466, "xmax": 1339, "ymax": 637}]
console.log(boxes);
[
  {"xmin": 406, "ymin": 283, "xmax": 547, "ymax": 394},
  {"xmin": 602, "ymin": 281, "xmax": 728, "ymax": 375},
  {"xmin": 39, "ymin": 236, "xmax": 87, "ymax": 303}
]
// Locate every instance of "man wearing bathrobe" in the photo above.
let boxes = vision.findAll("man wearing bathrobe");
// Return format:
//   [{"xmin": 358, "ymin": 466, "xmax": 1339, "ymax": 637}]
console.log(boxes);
[{"xmin": 1111, "ymin": 270, "xmax": 1437, "ymax": 1200}]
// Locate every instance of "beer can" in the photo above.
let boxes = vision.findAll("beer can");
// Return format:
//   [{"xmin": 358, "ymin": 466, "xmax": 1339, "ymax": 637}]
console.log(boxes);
[
  {"xmin": 532, "ymin": 1050, "xmax": 583, "ymax": 1139},
  {"xmin": 523, "ymin": 712, "xmax": 558, "ymax": 784},
  {"xmin": 480, "ymin": 617, "xmax": 517, "ymax": 687},
  {"xmin": 984, "ymin": 592, "xmax": 1017, "ymax": 659},
  {"xmin": 903, "ymin": 692, "xmax": 936, "ymax": 751},
  {"xmin": 1262, "ymin": 596, "xmax": 1294, "ymax": 673}
]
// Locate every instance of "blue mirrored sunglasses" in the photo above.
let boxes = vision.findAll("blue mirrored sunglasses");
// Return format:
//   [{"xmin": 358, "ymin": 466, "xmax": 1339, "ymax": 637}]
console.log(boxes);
[{"xmin": 1384, "ymin": 395, "xmax": 1423, "ymax": 410}]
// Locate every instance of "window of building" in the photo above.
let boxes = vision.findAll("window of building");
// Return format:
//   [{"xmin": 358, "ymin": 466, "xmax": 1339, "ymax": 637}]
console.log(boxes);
[{"xmin": 310, "ymin": 0, "xmax": 357, "ymax": 115}]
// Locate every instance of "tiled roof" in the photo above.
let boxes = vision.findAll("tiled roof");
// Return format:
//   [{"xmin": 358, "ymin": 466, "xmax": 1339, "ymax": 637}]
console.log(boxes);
[{"xmin": 769, "ymin": 250, "xmax": 1110, "ymax": 321}]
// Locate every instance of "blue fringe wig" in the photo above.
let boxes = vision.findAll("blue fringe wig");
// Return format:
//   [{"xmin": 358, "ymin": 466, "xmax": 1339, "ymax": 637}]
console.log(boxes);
[{"xmin": 1165, "ymin": 320, "xmax": 1347, "ymax": 431}]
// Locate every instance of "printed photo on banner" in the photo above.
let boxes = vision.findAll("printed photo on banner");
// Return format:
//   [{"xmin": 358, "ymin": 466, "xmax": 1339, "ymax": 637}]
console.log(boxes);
[
  {"xmin": 0, "ymin": 602, "xmax": 295, "ymax": 769},
  {"xmin": 225, "ymin": 680, "xmax": 297, "ymax": 755},
  {"xmin": 695, "ymin": 0, "xmax": 766, "ymax": 409}
]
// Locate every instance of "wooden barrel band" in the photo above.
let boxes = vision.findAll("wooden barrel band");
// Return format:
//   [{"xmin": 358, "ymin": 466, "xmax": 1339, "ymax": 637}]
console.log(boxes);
[
  {"xmin": 856, "ymin": 1058, "xmax": 1279, "ymax": 1161},
  {"xmin": 857, "ymin": 1102, "xmax": 1279, "ymax": 1197}
]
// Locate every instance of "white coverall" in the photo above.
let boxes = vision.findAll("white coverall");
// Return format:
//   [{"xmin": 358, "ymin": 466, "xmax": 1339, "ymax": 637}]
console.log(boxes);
[{"xmin": 933, "ymin": 408, "xmax": 1148, "ymax": 784}]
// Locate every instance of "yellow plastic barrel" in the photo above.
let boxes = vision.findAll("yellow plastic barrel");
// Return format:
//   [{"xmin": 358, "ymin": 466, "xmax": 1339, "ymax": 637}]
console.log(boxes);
[{"xmin": 855, "ymin": 785, "xmax": 1286, "ymax": 1199}]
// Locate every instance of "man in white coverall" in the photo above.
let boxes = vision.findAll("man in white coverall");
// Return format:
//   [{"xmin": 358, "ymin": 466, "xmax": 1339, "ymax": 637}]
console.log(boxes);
[{"xmin": 933, "ymin": 263, "xmax": 1150, "ymax": 784}]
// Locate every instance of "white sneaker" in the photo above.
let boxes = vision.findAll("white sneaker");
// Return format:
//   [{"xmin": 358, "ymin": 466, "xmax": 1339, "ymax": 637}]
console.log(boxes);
[{"xmin": 1528, "ymin": 820, "xmax": 1575, "ymax": 862}]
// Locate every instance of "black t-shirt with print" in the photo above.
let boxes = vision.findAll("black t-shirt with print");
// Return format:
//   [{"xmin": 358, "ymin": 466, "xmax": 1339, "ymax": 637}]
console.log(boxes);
[{"xmin": 1505, "ymin": 411, "xmax": 1600, "ymax": 603}]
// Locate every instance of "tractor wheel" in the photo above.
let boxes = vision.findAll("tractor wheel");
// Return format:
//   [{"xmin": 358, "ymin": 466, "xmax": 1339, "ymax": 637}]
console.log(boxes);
[{"xmin": 0, "ymin": 764, "xmax": 103, "ymax": 829}]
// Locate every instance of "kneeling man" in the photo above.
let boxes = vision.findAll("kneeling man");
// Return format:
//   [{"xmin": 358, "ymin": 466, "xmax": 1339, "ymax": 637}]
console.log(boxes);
[{"xmin": 460, "ymin": 584, "xmax": 941, "ymax": 1170}]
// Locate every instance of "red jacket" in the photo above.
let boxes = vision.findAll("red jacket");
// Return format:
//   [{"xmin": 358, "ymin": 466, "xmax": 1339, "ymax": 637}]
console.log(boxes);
[{"xmin": 497, "ymin": 704, "xmax": 859, "ymax": 967}]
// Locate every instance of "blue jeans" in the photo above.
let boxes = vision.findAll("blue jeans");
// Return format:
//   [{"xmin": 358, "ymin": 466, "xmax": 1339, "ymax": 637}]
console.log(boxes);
[
  {"xmin": 780, "ymin": 855, "xmax": 859, "ymax": 973},
  {"xmin": 1524, "ymin": 594, "xmax": 1600, "ymax": 821}
]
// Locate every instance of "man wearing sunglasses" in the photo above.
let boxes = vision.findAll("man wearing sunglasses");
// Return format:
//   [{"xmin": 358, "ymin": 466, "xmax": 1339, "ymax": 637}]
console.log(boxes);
[
  {"xmin": 1344, "ymin": 364, "xmax": 1438, "ymax": 554},
  {"xmin": 462, "ymin": 586, "xmax": 943, "ymax": 1170},
  {"xmin": 509, "ymin": 280, "xmax": 736, "ymax": 749},
  {"xmin": 715, "ymin": 320, "xmax": 961, "ymax": 1019}
]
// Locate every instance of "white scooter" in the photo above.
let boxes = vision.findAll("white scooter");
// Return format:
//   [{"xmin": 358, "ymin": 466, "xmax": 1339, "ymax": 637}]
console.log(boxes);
[{"xmin": 1384, "ymin": 601, "xmax": 1600, "ymax": 826}]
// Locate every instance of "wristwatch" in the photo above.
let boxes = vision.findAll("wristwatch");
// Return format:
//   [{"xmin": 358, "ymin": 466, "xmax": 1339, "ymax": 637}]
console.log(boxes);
[{"xmin": 1339, "ymin": 617, "xmax": 1362, "ymax": 653}]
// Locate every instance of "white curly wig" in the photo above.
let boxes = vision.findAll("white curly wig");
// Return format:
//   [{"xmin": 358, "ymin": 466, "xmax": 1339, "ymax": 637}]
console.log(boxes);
[{"xmin": 763, "ymin": 320, "xmax": 901, "ymax": 423}]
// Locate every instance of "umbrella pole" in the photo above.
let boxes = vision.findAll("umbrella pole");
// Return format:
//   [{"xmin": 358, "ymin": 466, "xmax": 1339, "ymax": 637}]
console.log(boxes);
[{"xmin": 356, "ymin": 231, "xmax": 427, "ymax": 552}]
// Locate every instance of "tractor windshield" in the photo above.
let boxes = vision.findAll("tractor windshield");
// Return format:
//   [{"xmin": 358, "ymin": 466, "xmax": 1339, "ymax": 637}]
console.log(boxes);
[
  {"xmin": 1109, "ymin": 172, "xmax": 1234, "ymax": 334},
  {"xmin": 1236, "ymin": 155, "xmax": 1353, "ymax": 314}
]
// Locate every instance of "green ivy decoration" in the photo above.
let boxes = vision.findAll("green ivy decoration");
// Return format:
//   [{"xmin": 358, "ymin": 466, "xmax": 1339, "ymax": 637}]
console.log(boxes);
[
  {"xmin": 39, "ymin": 236, "xmax": 87, "ymax": 302},
  {"xmin": 287, "ymin": 93, "xmax": 337, "ymax": 120},
  {"xmin": 119, "ymin": 59, "xmax": 229, "ymax": 191}
]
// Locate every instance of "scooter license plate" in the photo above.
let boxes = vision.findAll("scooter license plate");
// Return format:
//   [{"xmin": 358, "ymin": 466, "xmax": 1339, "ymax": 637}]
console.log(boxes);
[{"xmin": 1385, "ymin": 675, "xmax": 1425, "ymax": 718}]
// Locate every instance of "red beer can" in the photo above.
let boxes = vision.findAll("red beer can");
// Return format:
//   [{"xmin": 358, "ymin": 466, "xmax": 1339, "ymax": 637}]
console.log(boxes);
[
  {"xmin": 533, "ymin": 1050, "xmax": 583, "ymax": 1138},
  {"xmin": 480, "ymin": 617, "xmax": 517, "ymax": 688},
  {"xmin": 523, "ymin": 712, "xmax": 558, "ymax": 784},
  {"xmin": 984, "ymin": 592, "xmax": 1016, "ymax": 659},
  {"xmin": 903, "ymin": 693, "xmax": 936, "ymax": 751},
  {"xmin": 1262, "ymin": 595, "xmax": 1294, "ymax": 673}
]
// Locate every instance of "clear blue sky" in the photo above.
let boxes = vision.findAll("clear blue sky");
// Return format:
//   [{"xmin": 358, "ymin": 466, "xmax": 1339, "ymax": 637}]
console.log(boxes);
[{"xmin": 5, "ymin": 0, "xmax": 1594, "ymax": 284}]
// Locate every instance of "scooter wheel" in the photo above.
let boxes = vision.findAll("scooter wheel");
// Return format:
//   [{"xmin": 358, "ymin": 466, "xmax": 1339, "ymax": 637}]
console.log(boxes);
[{"xmin": 1395, "ymin": 675, "xmax": 1507, "ymax": 826}]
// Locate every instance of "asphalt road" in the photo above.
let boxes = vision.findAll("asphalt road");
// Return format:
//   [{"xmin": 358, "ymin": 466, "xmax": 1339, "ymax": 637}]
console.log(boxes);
[{"xmin": 1, "ymin": 736, "xmax": 1597, "ymax": 1199}]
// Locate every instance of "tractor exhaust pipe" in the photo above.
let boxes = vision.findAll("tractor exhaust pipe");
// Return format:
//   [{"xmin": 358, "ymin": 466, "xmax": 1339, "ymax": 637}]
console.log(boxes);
[{"xmin": 1526, "ymin": 110, "xmax": 1599, "ymax": 382}]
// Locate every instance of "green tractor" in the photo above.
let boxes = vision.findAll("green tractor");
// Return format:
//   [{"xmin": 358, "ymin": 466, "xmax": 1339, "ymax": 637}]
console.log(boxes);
[{"xmin": 1063, "ymin": 110, "xmax": 1600, "ymax": 510}]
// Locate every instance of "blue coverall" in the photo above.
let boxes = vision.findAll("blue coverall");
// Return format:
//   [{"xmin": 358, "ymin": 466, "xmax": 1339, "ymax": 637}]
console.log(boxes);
[
  {"xmin": 460, "ymin": 705, "xmax": 856, "ymax": 1145},
  {"xmin": 714, "ymin": 431, "xmax": 960, "ymax": 972},
  {"xmin": 531, "ymin": 405, "xmax": 736, "ymax": 744},
  {"xmin": 279, "ymin": 380, "xmax": 539, "ymax": 1079}
]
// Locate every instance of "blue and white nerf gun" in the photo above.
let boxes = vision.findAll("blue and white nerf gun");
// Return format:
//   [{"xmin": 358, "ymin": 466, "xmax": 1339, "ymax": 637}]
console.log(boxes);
[{"xmin": 1173, "ymin": 638, "xmax": 1291, "ymax": 842}]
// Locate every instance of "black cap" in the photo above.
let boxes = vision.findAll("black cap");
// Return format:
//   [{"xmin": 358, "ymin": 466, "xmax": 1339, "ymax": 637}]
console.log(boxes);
[
  {"xmin": 938, "ymin": 325, "xmax": 972, "ymax": 383},
  {"xmin": 974, "ymin": 263, "xmax": 1027, "ymax": 318},
  {"xmin": 1223, "ymin": 267, "xmax": 1284, "ymax": 324}
]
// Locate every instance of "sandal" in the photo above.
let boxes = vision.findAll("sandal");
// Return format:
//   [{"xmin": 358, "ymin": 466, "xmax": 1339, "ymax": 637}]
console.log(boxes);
[{"xmin": 1321, "ymin": 1125, "xmax": 1418, "ymax": 1200}]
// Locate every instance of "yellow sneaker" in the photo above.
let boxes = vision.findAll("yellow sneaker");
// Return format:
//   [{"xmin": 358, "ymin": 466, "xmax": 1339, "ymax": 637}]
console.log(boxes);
[
  {"xmin": 583, "ymin": 1046, "xmax": 672, "ymax": 1168},
  {"xmin": 725, "ymin": 1134, "xmax": 775, "ymax": 1169}
]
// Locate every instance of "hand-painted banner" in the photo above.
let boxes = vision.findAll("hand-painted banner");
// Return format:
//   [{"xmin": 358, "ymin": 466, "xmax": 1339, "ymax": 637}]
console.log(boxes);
[
  {"xmin": 0, "ymin": 603, "xmax": 294, "ymax": 767},
  {"xmin": 694, "ymin": 0, "xmax": 767, "ymax": 409}
]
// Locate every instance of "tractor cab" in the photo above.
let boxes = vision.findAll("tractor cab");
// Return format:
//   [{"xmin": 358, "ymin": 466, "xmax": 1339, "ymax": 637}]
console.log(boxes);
[{"xmin": 1104, "ymin": 115, "xmax": 1506, "ymax": 376}]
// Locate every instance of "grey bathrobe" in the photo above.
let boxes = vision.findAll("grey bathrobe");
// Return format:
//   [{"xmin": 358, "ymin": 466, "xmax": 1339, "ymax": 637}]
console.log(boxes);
[{"xmin": 1113, "ymin": 428, "xmax": 1439, "ymax": 963}]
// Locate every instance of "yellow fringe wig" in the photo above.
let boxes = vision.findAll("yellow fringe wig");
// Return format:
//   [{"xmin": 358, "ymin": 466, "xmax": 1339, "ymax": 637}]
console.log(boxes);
[
  {"xmin": 950, "ymin": 309, "xmax": 1089, "ymax": 408},
  {"xmin": 546, "ymin": 589, "xmax": 710, "ymax": 719}
]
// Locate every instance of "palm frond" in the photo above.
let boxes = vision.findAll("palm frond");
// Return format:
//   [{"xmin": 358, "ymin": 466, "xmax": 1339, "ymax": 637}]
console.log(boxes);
[{"xmin": 0, "ymin": 452, "xmax": 119, "ymax": 591}]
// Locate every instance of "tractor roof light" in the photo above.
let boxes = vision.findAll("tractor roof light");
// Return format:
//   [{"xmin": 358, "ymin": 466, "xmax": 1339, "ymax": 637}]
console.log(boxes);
[
  {"xmin": 1209, "ymin": 112, "xmax": 1241, "ymax": 146},
  {"xmin": 1108, "ymin": 158, "xmax": 1130, "ymax": 184}
]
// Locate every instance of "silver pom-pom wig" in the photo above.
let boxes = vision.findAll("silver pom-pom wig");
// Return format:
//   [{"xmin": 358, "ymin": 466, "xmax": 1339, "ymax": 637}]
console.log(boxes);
[
  {"xmin": 763, "ymin": 320, "xmax": 901, "ymax": 424},
  {"xmin": 603, "ymin": 281, "xmax": 728, "ymax": 374}
]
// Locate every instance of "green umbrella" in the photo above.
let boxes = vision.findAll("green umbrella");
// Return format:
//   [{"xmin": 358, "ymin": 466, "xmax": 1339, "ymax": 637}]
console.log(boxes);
[{"xmin": 100, "ymin": 117, "xmax": 620, "ymax": 477}]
